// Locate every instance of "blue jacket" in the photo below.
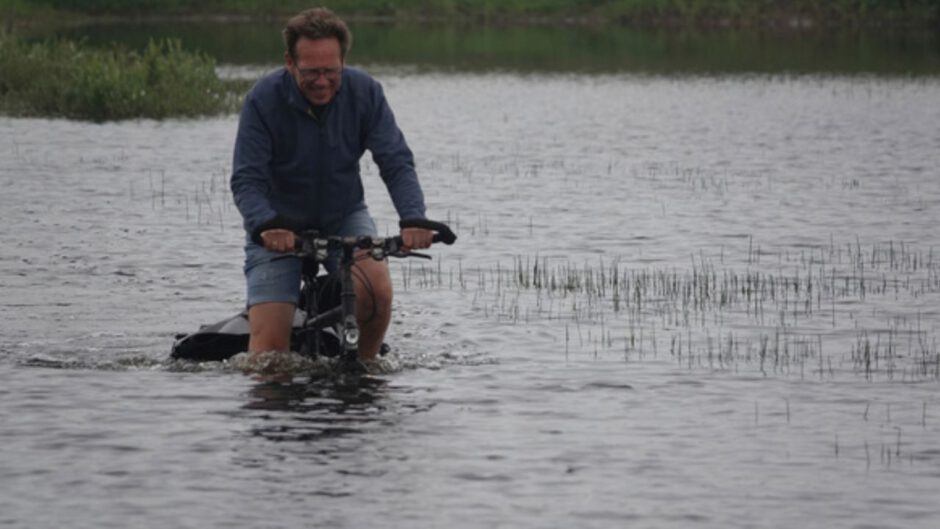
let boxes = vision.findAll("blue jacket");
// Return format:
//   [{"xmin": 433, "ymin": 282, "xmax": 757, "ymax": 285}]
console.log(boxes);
[{"xmin": 231, "ymin": 67, "xmax": 426, "ymax": 239}]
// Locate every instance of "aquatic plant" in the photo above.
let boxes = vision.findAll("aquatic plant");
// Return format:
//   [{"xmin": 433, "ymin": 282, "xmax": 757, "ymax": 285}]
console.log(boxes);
[
  {"xmin": 388, "ymin": 236, "xmax": 940, "ymax": 381},
  {"xmin": 0, "ymin": 36, "xmax": 239, "ymax": 121}
]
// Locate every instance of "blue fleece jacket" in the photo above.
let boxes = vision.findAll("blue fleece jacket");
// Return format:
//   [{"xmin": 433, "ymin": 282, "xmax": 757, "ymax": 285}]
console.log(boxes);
[{"xmin": 231, "ymin": 67, "xmax": 427, "ymax": 239}]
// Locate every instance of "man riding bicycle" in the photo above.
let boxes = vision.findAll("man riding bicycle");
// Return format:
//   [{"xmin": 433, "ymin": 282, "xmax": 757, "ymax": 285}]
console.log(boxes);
[{"xmin": 231, "ymin": 7, "xmax": 433, "ymax": 363}]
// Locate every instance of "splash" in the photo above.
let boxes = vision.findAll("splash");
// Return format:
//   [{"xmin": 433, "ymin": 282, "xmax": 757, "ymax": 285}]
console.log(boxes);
[{"xmin": 228, "ymin": 350, "xmax": 328, "ymax": 376}]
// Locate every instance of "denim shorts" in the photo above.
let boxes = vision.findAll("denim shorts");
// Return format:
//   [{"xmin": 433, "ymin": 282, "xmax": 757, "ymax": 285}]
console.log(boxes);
[{"xmin": 244, "ymin": 207, "xmax": 378, "ymax": 307}]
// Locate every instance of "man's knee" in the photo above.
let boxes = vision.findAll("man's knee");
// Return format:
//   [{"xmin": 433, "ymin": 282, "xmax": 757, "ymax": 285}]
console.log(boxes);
[
  {"xmin": 355, "ymin": 261, "xmax": 392, "ymax": 318},
  {"xmin": 248, "ymin": 302, "xmax": 295, "ymax": 352},
  {"xmin": 371, "ymin": 279, "xmax": 393, "ymax": 314}
]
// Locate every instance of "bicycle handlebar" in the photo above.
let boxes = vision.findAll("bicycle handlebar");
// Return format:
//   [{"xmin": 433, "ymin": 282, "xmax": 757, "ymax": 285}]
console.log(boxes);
[
  {"xmin": 399, "ymin": 218, "xmax": 457, "ymax": 245},
  {"xmin": 292, "ymin": 219, "xmax": 456, "ymax": 259}
]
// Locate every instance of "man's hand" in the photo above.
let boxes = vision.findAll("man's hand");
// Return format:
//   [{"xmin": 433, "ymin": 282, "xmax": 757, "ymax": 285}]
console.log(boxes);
[
  {"xmin": 260, "ymin": 229, "xmax": 296, "ymax": 253},
  {"xmin": 401, "ymin": 227, "xmax": 433, "ymax": 251}
]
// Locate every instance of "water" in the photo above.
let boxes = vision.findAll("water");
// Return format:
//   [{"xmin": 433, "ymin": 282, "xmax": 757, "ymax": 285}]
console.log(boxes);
[
  {"xmin": 33, "ymin": 21, "xmax": 940, "ymax": 75},
  {"xmin": 3, "ymin": 34, "xmax": 940, "ymax": 528}
]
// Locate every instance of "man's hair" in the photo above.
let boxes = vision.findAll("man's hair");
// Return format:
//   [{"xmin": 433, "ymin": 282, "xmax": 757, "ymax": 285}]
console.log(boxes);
[{"xmin": 283, "ymin": 7, "xmax": 352, "ymax": 61}]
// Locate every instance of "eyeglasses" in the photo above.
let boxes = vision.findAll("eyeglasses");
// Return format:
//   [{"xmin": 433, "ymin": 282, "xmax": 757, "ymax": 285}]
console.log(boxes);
[{"xmin": 295, "ymin": 67, "xmax": 342, "ymax": 81}]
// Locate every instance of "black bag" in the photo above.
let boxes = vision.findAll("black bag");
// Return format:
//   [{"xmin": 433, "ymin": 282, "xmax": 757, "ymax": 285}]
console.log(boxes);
[{"xmin": 170, "ymin": 275, "xmax": 343, "ymax": 362}]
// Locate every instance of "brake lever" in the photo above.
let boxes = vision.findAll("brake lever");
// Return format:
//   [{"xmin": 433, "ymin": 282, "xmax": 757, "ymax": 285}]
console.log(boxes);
[{"xmin": 390, "ymin": 250, "xmax": 432, "ymax": 260}]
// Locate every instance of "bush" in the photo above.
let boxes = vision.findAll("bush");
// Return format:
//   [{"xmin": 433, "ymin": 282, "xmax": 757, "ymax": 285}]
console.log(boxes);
[{"xmin": 0, "ymin": 36, "xmax": 237, "ymax": 121}]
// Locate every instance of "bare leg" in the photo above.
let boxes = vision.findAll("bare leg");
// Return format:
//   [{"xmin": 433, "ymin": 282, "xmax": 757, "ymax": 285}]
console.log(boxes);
[
  {"xmin": 247, "ymin": 302, "xmax": 295, "ymax": 354},
  {"xmin": 351, "ymin": 256, "xmax": 392, "ymax": 362}
]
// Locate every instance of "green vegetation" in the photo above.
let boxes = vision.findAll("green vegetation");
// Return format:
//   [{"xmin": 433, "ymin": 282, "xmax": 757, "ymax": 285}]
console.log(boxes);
[
  {"xmin": 2, "ymin": 0, "xmax": 938, "ymax": 27},
  {"xmin": 0, "ymin": 36, "xmax": 243, "ymax": 121},
  {"xmin": 41, "ymin": 20, "xmax": 940, "ymax": 76}
]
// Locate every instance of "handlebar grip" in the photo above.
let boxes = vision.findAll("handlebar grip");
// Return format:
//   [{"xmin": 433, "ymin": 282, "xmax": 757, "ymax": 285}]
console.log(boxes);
[
  {"xmin": 292, "ymin": 229, "xmax": 319, "ymax": 252},
  {"xmin": 399, "ymin": 218, "xmax": 457, "ymax": 245}
]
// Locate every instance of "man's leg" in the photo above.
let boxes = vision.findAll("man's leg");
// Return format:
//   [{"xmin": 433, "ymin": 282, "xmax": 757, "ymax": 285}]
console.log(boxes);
[
  {"xmin": 248, "ymin": 302, "xmax": 295, "ymax": 354},
  {"xmin": 351, "ymin": 255, "xmax": 392, "ymax": 362},
  {"xmin": 244, "ymin": 241, "xmax": 301, "ymax": 356}
]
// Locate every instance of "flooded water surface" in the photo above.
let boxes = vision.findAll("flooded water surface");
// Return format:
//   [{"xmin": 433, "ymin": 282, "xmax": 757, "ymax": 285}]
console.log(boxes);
[{"xmin": 2, "ymin": 23, "xmax": 940, "ymax": 528}]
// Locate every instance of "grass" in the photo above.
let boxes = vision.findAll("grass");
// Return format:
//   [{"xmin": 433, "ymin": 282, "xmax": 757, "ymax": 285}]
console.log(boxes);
[
  {"xmin": 391, "ymin": 235, "xmax": 940, "ymax": 381},
  {"xmin": 0, "ymin": 36, "xmax": 245, "ymax": 121}
]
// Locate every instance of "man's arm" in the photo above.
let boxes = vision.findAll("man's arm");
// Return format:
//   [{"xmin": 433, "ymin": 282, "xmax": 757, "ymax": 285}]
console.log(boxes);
[
  {"xmin": 230, "ymin": 97, "xmax": 283, "ymax": 243},
  {"xmin": 364, "ymin": 81, "xmax": 427, "ymax": 222}
]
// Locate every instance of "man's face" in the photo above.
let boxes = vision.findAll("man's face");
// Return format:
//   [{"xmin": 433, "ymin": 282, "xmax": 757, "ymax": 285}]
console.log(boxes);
[{"xmin": 286, "ymin": 37, "xmax": 343, "ymax": 106}]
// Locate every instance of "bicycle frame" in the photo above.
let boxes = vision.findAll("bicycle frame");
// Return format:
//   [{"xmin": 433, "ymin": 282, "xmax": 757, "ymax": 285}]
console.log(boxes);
[
  {"xmin": 296, "ymin": 239, "xmax": 360, "ymax": 365},
  {"xmin": 291, "ymin": 219, "xmax": 457, "ymax": 372}
]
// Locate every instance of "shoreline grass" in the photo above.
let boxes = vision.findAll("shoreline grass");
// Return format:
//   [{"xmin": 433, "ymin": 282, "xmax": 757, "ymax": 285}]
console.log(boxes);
[{"xmin": 0, "ymin": 36, "xmax": 245, "ymax": 121}]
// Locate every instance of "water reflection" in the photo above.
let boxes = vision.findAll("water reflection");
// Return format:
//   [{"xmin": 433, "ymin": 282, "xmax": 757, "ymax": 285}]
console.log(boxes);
[
  {"xmin": 31, "ymin": 21, "xmax": 940, "ymax": 75},
  {"xmin": 243, "ymin": 375, "xmax": 390, "ymax": 444}
]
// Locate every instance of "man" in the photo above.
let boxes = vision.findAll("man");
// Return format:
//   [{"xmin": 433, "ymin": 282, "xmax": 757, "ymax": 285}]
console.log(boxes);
[{"xmin": 230, "ymin": 7, "xmax": 432, "ymax": 363}]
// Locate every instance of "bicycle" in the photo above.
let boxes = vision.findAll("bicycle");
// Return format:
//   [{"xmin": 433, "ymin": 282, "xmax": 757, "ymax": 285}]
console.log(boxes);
[{"xmin": 170, "ymin": 218, "xmax": 456, "ymax": 372}]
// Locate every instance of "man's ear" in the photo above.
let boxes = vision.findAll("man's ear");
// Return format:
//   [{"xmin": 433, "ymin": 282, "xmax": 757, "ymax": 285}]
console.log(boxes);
[{"xmin": 284, "ymin": 51, "xmax": 293, "ymax": 69}]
